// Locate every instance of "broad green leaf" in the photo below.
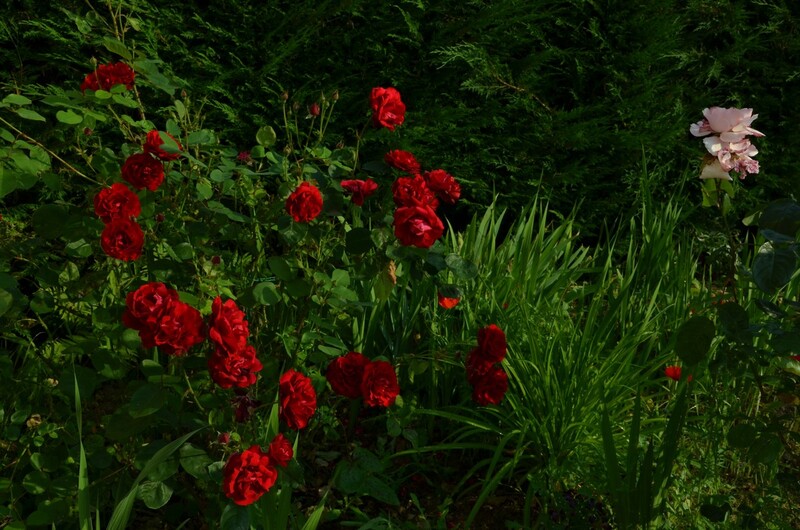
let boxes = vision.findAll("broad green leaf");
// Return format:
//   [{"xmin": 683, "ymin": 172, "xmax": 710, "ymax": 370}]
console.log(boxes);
[
  {"xmin": 758, "ymin": 199, "xmax": 800, "ymax": 237},
  {"xmin": 103, "ymin": 37, "xmax": 132, "ymax": 59},
  {"xmin": 717, "ymin": 302, "xmax": 749, "ymax": 341},
  {"xmin": 749, "ymin": 433, "xmax": 782, "ymax": 464},
  {"xmin": 137, "ymin": 481, "xmax": 173, "ymax": 509},
  {"xmin": 364, "ymin": 476, "xmax": 400, "ymax": 506},
  {"xmin": 196, "ymin": 180, "xmax": 213, "ymax": 200},
  {"xmin": 267, "ymin": 257, "xmax": 294, "ymax": 281},
  {"xmin": 752, "ymin": 242, "xmax": 796, "ymax": 293},
  {"xmin": 0, "ymin": 289, "xmax": 13, "ymax": 318},
  {"xmin": 256, "ymin": 125, "xmax": 277, "ymax": 147},
  {"xmin": 188, "ymin": 129, "xmax": 215, "ymax": 146},
  {"xmin": 174, "ymin": 99, "xmax": 186, "ymax": 119},
  {"xmin": 179, "ymin": 444, "xmax": 213, "ymax": 480},
  {"xmin": 445, "ymin": 253, "xmax": 479, "ymax": 279},
  {"xmin": 22, "ymin": 470, "xmax": 50, "ymax": 494},
  {"xmin": 220, "ymin": 503, "xmax": 250, "ymax": 530},
  {"xmin": 129, "ymin": 384, "xmax": 167, "ymax": 418},
  {"xmin": 207, "ymin": 201, "xmax": 250, "ymax": 222},
  {"xmin": 253, "ymin": 282, "xmax": 281, "ymax": 305},
  {"xmin": 3, "ymin": 94, "xmax": 32, "ymax": 106},
  {"xmin": 112, "ymin": 94, "xmax": 139, "ymax": 108},
  {"xmin": 15, "ymin": 108, "xmax": 45, "ymax": 121},
  {"xmin": 56, "ymin": 109, "xmax": 83, "ymax": 124},
  {"xmin": 675, "ymin": 316, "xmax": 715, "ymax": 366}
]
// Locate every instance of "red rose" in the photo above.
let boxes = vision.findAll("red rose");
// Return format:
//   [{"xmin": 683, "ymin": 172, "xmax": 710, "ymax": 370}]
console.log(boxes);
[
  {"xmin": 121, "ymin": 153, "xmax": 165, "ymax": 191},
  {"xmin": 340, "ymin": 179, "xmax": 378, "ymax": 206},
  {"xmin": 360, "ymin": 360, "xmax": 400, "ymax": 408},
  {"xmin": 384, "ymin": 150, "xmax": 421, "ymax": 174},
  {"xmin": 393, "ymin": 205, "xmax": 445, "ymax": 249},
  {"xmin": 149, "ymin": 300, "xmax": 205, "ymax": 355},
  {"xmin": 309, "ymin": 102, "xmax": 321, "ymax": 117},
  {"xmin": 208, "ymin": 297, "xmax": 250, "ymax": 356},
  {"xmin": 477, "ymin": 324, "xmax": 507, "ymax": 363},
  {"xmin": 143, "ymin": 130, "xmax": 183, "ymax": 161},
  {"xmin": 80, "ymin": 62, "xmax": 135, "ymax": 92},
  {"xmin": 208, "ymin": 345, "xmax": 263, "ymax": 388},
  {"xmin": 370, "ymin": 87, "xmax": 406, "ymax": 131},
  {"xmin": 392, "ymin": 175, "xmax": 438, "ymax": 209},
  {"xmin": 268, "ymin": 433, "xmax": 293, "ymax": 468},
  {"xmin": 222, "ymin": 445, "xmax": 278, "ymax": 506},
  {"xmin": 472, "ymin": 365, "xmax": 508, "ymax": 406},
  {"xmin": 279, "ymin": 369, "xmax": 317, "ymax": 430},
  {"xmin": 94, "ymin": 183, "xmax": 141, "ymax": 223},
  {"xmin": 424, "ymin": 169, "xmax": 461, "ymax": 205},
  {"xmin": 100, "ymin": 218, "xmax": 144, "ymax": 261},
  {"xmin": 438, "ymin": 291, "xmax": 460, "ymax": 309},
  {"xmin": 465, "ymin": 347, "xmax": 495, "ymax": 386},
  {"xmin": 664, "ymin": 365, "xmax": 692, "ymax": 382},
  {"xmin": 122, "ymin": 282, "xmax": 179, "ymax": 332},
  {"xmin": 285, "ymin": 182, "xmax": 323, "ymax": 223},
  {"xmin": 326, "ymin": 351, "xmax": 370, "ymax": 399}
]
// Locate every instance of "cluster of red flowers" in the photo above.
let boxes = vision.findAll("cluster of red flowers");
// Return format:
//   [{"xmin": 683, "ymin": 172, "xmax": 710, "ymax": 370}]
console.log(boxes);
[
  {"xmin": 122, "ymin": 130, "xmax": 183, "ymax": 192},
  {"xmin": 371, "ymin": 89, "xmax": 460, "ymax": 249},
  {"xmin": 94, "ymin": 183, "xmax": 144, "ymax": 261},
  {"xmin": 465, "ymin": 324, "xmax": 509, "ymax": 405},
  {"xmin": 208, "ymin": 297, "xmax": 263, "ymax": 389},
  {"xmin": 222, "ymin": 433, "xmax": 293, "ymax": 506},
  {"xmin": 122, "ymin": 282, "xmax": 205, "ymax": 355},
  {"xmin": 80, "ymin": 62, "xmax": 135, "ymax": 93},
  {"xmin": 326, "ymin": 351, "xmax": 400, "ymax": 407}
]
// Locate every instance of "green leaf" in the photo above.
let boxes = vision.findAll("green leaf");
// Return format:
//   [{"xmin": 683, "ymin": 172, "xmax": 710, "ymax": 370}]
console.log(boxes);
[
  {"xmin": 335, "ymin": 460, "xmax": 366, "ymax": 494},
  {"xmin": 752, "ymin": 242, "xmax": 797, "ymax": 294},
  {"xmin": 253, "ymin": 282, "xmax": 281, "ymax": 305},
  {"xmin": 179, "ymin": 444, "xmax": 213, "ymax": 480},
  {"xmin": 22, "ymin": 470, "xmax": 50, "ymax": 494},
  {"xmin": 758, "ymin": 199, "xmax": 800, "ymax": 237},
  {"xmin": 267, "ymin": 257, "xmax": 294, "ymax": 281},
  {"xmin": 220, "ymin": 503, "xmax": 250, "ymax": 530},
  {"xmin": 137, "ymin": 481, "xmax": 173, "ymax": 509},
  {"xmin": 56, "ymin": 109, "xmax": 83, "ymax": 124},
  {"xmin": 776, "ymin": 356, "xmax": 800, "ymax": 376},
  {"xmin": 129, "ymin": 384, "xmax": 166, "ymax": 418},
  {"xmin": 256, "ymin": 126, "xmax": 277, "ymax": 147},
  {"xmin": 196, "ymin": 180, "xmax": 213, "ymax": 200},
  {"xmin": 103, "ymin": 37, "xmax": 132, "ymax": 60},
  {"xmin": 364, "ymin": 476, "xmax": 400, "ymax": 506},
  {"xmin": 112, "ymin": 94, "xmax": 139, "ymax": 108},
  {"xmin": 174, "ymin": 100, "xmax": 186, "ymax": 119},
  {"xmin": 717, "ymin": 302, "xmax": 749, "ymax": 341},
  {"xmin": 207, "ymin": 201, "xmax": 250, "ymax": 222},
  {"xmin": 188, "ymin": 129, "xmax": 215, "ymax": 146},
  {"xmin": 3, "ymin": 94, "xmax": 32, "ymax": 106},
  {"xmin": 0, "ymin": 289, "xmax": 13, "ymax": 318},
  {"xmin": 749, "ymin": 433, "xmax": 782, "ymax": 464},
  {"xmin": 445, "ymin": 253, "xmax": 479, "ymax": 279},
  {"xmin": 675, "ymin": 316, "xmax": 715, "ymax": 366},
  {"xmin": 15, "ymin": 108, "xmax": 45, "ymax": 121},
  {"xmin": 32, "ymin": 204, "xmax": 69, "ymax": 239},
  {"xmin": 727, "ymin": 424, "xmax": 757, "ymax": 449}
]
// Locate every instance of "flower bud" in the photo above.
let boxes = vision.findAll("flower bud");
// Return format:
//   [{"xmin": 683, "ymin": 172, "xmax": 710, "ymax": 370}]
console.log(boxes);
[
  {"xmin": 211, "ymin": 255, "xmax": 221, "ymax": 265},
  {"xmin": 155, "ymin": 213, "xmax": 165, "ymax": 223},
  {"xmin": 83, "ymin": 128, "xmax": 93, "ymax": 136},
  {"xmin": 281, "ymin": 91, "xmax": 289, "ymax": 101},
  {"xmin": 332, "ymin": 90, "xmax": 339, "ymax": 101},
  {"xmin": 309, "ymin": 102, "xmax": 321, "ymax": 117},
  {"xmin": 181, "ymin": 89, "xmax": 188, "ymax": 99}
]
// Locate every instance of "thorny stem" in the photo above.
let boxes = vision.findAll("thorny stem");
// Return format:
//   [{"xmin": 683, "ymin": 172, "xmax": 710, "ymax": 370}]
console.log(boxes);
[
  {"xmin": 0, "ymin": 115, "xmax": 101, "ymax": 186},
  {"xmin": 715, "ymin": 179, "xmax": 739, "ymax": 303}
]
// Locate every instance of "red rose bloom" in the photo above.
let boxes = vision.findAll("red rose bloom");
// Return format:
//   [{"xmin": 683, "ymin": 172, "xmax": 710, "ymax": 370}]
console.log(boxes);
[
  {"xmin": 208, "ymin": 297, "xmax": 250, "ymax": 356},
  {"xmin": 393, "ymin": 205, "xmax": 445, "ymax": 249},
  {"xmin": 472, "ymin": 365, "xmax": 508, "ymax": 406},
  {"xmin": 121, "ymin": 153, "xmax": 165, "ymax": 191},
  {"xmin": 222, "ymin": 445, "xmax": 278, "ymax": 506},
  {"xmin": 438, "ymin": 291, "xmax": 460, "ymax": 309},
  {"xmin": 309, "ymin": 102, "xmax": 321, "ymax": 117},
  {"xmin": 370, "ymin": 87, "xmax": 406, "ymax": 131},
  {"xmin": 122, "ymin": 282, "xmax": 179, "ymax": 331},
  {"xmin": 664, "ymin": 365, "xmax": 692, "ymax": 382},
  {"xmin": 477, "ymin": 324, "xmax": 507, "ymax": 363},
  {"xmin": 208, "ymin": 345, "xmax": 263, "ymax": 388},
  {"xmin": 384, "ymin": 150, "xmax": 421, "ymax": 174},
  {"xmin": 392, "ymin": 175, "xmax": 438, "ymax": 209},
  {"xmin": 100, "ymin": 218, "xmax": 144, "ymax": 261},
  {"xmin": 279, "ymin": 369, "xmax": 317, "ymax": 430},
  {"xmin": 465, "ymin": 347, "xmax": 495, "ymax": 386},
  {"xmin": 268, "ymin": 433, "xmax": 293, "ymax": 468},
  {"xmin": 143, "ymin": 130, "xmax": 183, "ymax": 161},
  {"xmin": 360, "ymin": 360, "xmax": 400, "ymax": 408},
  {"xmin": 326, "ymin": 351, "xmax": 370, "ymax": 399},
  {"xmin": 285, "ymin": 182, "xmax": 323, "ymax": 223},
  {"xmin": 80, "ymin": 62, "xmax": 135, "ymax": 92},
  {"xmin": 149, "ymin": 301, "xmax": 205, "ymax": 355},
  {"xmin": 424, "ymin": 169, "xmax": 461, "ymax": 205},
  {"xmin": 340, "ymin": 179, "xmax": 378, "ymax": 206},
  {"xmin": 94, "ymin": 183, "xmax": 141, "ymax": 223}
]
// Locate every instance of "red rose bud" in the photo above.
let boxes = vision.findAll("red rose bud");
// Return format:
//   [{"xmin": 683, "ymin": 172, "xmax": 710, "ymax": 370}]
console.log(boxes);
[
  {"xmin": 664, "ymin": 365, "xmax": 692, "ymax": 382},
  {"xmin": 285, "ymin": 181, "xmax": 323, "ymax": 223},
  {"xmin": 360, "ymin": 360, "xmax": 400, "ymax": 408},
  {"xmin": 384, "ymin": 150, "xmax": 421, "ymax": 174},
  {"xmin": 121, "ymin": 153, "xmax": 165, "ymax": 191},
  {"xmin": 218, "ymin": 432, "xmax": 231, "ymax": 445},
  {"xmin": 100, "ymin": 218, "xmax": 144, "ymax": 261},
  {"xmin": 309, "ymin": 102, "xmax": 321, "ymax": 117},
  {"xmin": 155, "ymin": 213, "xmax": 165, "ymax": 223},
  {"xmin": 370, "ymin": 87, "xmax": 406, "ymax": 131},
  {"xmin": 83, "ymin": 128, "xmax": 93, "ymax": 136},
  {"xmin": 268, "ymin": 433, "xmax": 293, "ymax": 468},
  {"xmin": 393, "ymin": 205, "xmax": 444, "ymax": 248},
  {"xmin": 340, "ymin": 178, "xmax": 378, "ymax": 206},
  {"xmin": 279, "ymin": 369, "xmax": 317, "ymax": 430},
  {"xmin": 438, "ymin": 291, "xmax": 460, "ymax": 309},
  {"xmin": 222, "ymin": 445, "xmax": 278, "ymax": 506},
  {"xmin": 143, "ymin": 130, "xmax": 183, "ymax": 161},
  {"xmin": 326, "ymin": 351, "xmax": 370, "ymax": 399},
  {"xmin": 94, "ymin": 183, "xmax": 141, "ymax": 223},
  {"xmin": 211, "ymin": 255, "xmax": 221, "ymax": 265}
]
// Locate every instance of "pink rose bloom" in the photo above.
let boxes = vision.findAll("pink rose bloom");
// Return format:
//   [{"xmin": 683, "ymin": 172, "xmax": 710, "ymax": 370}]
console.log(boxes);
[
  {"xmin": 690, "ymin": 107, "xmax": 763, "ymax": 179},
  {"xmin": 690, "ymin": 107, "xmax": 764, "ymax": 142}
]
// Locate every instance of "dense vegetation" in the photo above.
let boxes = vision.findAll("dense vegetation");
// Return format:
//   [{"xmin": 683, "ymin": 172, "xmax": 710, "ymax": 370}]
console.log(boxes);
[{"xmin": 0, "ymin": 1, "xmax": 798, "ymax": 529}]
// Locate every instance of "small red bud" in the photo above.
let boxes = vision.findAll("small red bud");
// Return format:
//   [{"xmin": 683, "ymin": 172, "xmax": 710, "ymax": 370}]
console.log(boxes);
[
  {"xmin": 218, "ymin": 432, "xmax": 230, "ymax": 445},
  {"xmin": 155, "ymin": 213, "xmax": 165, "ymax": 223},
  {"xmin": 83, "ymin": 128, "xmax": 93, "ymax": 136},
  {"xmin": 211, "ymin": 255, "xmax": 221, "ymax": 265},
  {"xmin": 309, "ymin": 102, "xmax": 321, "ymax": 117}
]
